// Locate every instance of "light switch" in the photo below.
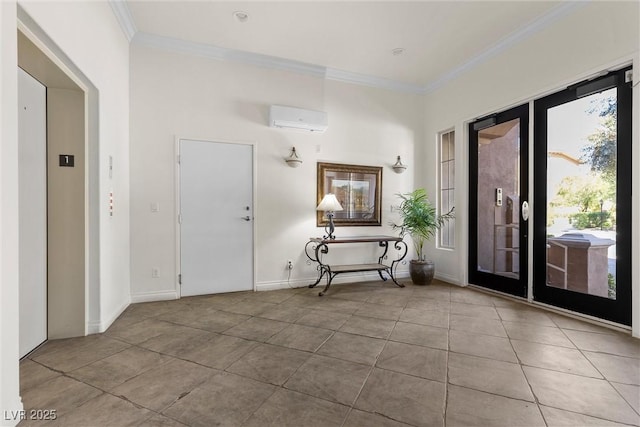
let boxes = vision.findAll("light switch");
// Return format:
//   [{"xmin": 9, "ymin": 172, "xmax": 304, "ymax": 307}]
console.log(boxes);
[{"xmin": 151, "ymin": 202, "xmax": 159, "ymax": 212}]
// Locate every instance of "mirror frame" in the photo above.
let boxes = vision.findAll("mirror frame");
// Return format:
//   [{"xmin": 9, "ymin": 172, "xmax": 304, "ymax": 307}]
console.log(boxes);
[{"xmin": 316, "ymin": 162, "xmax": 382, "ymax": 227}]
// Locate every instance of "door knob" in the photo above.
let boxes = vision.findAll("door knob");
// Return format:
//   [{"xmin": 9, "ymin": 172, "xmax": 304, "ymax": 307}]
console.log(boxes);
[
  {"xmin": 522, "ymin": 201, "xmax": 529, "ymax": 221},
  {"xmin": 242, "ymin": 216, "xmax": 251, "ymax": 221}
]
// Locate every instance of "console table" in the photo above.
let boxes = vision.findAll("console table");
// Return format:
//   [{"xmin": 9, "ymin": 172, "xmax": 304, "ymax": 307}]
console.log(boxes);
[{"xmin": 304, "ymin": 235, "xmax": 408, "ymax": 296}]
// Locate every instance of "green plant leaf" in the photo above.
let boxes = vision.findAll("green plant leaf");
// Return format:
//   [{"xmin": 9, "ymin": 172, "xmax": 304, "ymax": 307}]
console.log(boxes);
[{"xmin": 390, "ymin": 188, "xmax": 454, "ymax": 260}]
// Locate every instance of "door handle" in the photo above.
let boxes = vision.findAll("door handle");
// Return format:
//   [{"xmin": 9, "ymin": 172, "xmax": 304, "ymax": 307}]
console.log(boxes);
[
  {"xmin": 242, "ymin": 216, "xmax": 251, "ymax": 221},
  {"xmin": 522, "ymin": 201, "xmax": 529, "ymax": 221}
]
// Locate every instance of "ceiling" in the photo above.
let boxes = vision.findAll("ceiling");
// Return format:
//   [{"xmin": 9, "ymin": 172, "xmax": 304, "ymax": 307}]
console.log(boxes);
[{"xmin": 123, "ymin": 1, "xmax": 573, "ymax": 92}]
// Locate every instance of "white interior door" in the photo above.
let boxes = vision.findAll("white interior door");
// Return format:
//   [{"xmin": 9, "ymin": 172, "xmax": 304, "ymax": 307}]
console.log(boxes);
[
  {"xmin": 18, "ymin": 67, "xmax": 47, "ymax": 357},
  {"xmin": 180, "ymin": 139, "xmax": 254, "ymax": 296}
]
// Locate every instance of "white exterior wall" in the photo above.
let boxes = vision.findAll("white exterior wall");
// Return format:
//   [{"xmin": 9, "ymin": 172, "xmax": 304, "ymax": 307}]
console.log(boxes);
[
  {"xmin": 420, "ymin": 2, "xmax": 639, "ymax": 335},
  {"xmin": 129, "ymin": 44, "xmax": 423, "ymax": 300}
]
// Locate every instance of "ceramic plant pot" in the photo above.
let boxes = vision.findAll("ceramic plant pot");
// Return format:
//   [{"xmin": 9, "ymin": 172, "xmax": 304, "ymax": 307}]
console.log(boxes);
[{"xmin": 409, "ymin": 259, "xmax": 435, "ymax": 285}]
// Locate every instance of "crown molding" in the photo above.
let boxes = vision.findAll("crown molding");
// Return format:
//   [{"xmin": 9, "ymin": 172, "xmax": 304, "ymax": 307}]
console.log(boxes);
[
  {"xmin": 326, "ymin": 68, "xmax": 426, "ymax": 95},
  {"xmin": 226, "ymin": 46, "xmax": 327, "ymax": 78},
  {"xmin": 118, "ymin": 1, "xmax": 584, "ymax": 96},
  {"xmin": 133, "ymin": 32, "xmax": 326, "ymax": 78},
  {"xmin": 109, "ymin": 0, "xmax": 137, "ymax": 42},
  {"xmin": 134, "ymin": 32, "xmax": 227, "ymax": 60},
  {"xmin": 133, "ymin": 32, "xmax": 425, "ymax": 94},
  {"xmin": 425, "ymin": 1, "xmax": 586, "ymax": 94}
]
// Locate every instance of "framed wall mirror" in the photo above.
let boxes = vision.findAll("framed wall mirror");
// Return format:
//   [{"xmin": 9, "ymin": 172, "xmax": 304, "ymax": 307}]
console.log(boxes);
[{"xmin": 317, "ymin": 162, "xmax": 382, "ymax": 227}]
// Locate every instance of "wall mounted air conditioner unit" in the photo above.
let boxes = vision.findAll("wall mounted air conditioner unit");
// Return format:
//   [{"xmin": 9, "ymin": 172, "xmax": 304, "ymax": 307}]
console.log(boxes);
[{"xmin": 269, "ymin": 105, "xmax": 328, "ymax": 133}]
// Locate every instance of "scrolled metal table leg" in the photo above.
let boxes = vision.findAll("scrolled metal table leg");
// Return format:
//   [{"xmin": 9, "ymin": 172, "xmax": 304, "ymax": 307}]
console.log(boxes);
[
  {"xmin": 389, "ymin": 240, "xmax": 408, "ymax": 288},
  {"xmin": 389, "ymin": 269, "xmax": 405, "ymax": 288},
  {"xmin": 319, "ymin": 271, "xmax": 335, "ymax": 296},
  {"xmin": 309, "ymin": 267, "xmax": 325, "ymax": 288},
  {"xmin": 306, "ymin": 240, "xmax": 329, "ymax": 289}
]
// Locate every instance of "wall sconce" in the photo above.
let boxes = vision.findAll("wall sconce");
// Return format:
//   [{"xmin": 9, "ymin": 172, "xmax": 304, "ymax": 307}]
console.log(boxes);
[
  {"xmin": 316, "ymin": 193, "xmax": 343, "ymax": 240},
  {"xmin": 285, "ymin": 147, "xmax": 302, "ymax": 168},
  {"xmin": 392, "ymin": 155, "xmax": 407, "ymax": 174}
]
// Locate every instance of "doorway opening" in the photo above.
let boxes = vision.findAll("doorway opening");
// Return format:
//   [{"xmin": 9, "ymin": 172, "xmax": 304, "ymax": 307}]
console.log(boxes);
[{"xmin": 17, "ymin": 28, "xmax": 87, "ymax": 356}]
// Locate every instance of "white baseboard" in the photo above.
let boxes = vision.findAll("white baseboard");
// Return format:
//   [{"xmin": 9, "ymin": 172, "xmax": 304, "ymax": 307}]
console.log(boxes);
[
  {"xmin": 89, "ymin": 291, "xmax": 184, "ymax": 334},
  {"xmin": 87, "ymin": 321, "xmax": 102, "ymax": 335},
  {"xmin": 434, "ymin": 271, "xmax": 462, "ymax": 286},
  {"xmin": 256, "ymin": 270, "xmax": 410, "ymax": 292},
  {"xmin": 130, "ymin": 290, "xmax": 179, "ymax": 303},
  {"xmin": 86, "ymin": 298, "xmax": 130, "ymax": 335},
  {"xmin": 256, "ymin": 279, "xmax": 309, "ymax": 292}
]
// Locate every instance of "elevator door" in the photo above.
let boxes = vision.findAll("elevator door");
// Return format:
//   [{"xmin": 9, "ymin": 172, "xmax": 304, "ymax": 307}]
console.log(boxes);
[{"xmin": 18, "ymin": 67, "xmax": 47, "ymax": 357}]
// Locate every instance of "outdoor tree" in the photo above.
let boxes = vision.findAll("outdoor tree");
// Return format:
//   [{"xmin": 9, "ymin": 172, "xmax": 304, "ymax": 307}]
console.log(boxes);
[
  {"xmin": 581, "ymin": 95, "xmax": 617, "ymax": 183},
  {"xmin": 551, "ymin": 173, "xmax": 615, "ymax": 229},
  {"xmin": 551, "ymin": 174, "xmax": 614, "ymax": 214}
]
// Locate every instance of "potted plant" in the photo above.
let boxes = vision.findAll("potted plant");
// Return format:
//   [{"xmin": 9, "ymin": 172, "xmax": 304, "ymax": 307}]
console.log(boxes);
[{"xmin": 391, "ymin": 189, "xmax": 454, "ymax": 285}]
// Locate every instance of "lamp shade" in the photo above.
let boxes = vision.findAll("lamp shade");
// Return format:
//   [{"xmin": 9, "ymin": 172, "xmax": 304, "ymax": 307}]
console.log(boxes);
[{"xmin": 316, "ymin": 194, "xmax": 343, "ymax": 212}]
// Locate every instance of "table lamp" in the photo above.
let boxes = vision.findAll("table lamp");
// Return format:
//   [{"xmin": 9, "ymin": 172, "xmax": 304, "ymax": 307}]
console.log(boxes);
[{"xmin": 317, "ymin": 194, "xmax": 343, "ymax": 240}]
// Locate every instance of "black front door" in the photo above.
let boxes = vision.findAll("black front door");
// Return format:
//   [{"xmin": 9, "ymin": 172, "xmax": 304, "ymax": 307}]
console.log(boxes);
[
  {"xmin": 469, "ymin": 104, "xmax": 529, "ymax": 297},
  {"xmin": 533, "ymin": 67, "xmax": 632, "ymax": 325}
]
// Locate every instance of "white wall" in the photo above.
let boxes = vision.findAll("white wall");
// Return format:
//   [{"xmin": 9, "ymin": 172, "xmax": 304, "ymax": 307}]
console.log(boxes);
[
  {"xmin": 1, "ymin": 1, "xmax": 23, "ymax": 424},
  {"xmin": 420, "ymin": 2, "xmax": 639, "ymax": 333},
  {"xmin": 18, "ymin": 1, "xmax": 131, "ymax": 332},
  {"xmin": 129, "ymin": 44, "xmax": 423, "ymax": 299}
]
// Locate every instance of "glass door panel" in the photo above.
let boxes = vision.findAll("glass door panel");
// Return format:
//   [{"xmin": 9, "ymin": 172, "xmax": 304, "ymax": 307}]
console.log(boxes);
[
  {"xmin": 469, "ymin": 104, "xmax": 529, "ymax": 297},
  {"xmin": 533, "ymin": 67, "xmax": 632, "ymax": 325},
  {"xmin": 545, "ymin": 88, "xmax": 617, "ymax": 298},
  {"xmin": 477, "ymin": 118, "xmax": 521, "ymax": 280}
]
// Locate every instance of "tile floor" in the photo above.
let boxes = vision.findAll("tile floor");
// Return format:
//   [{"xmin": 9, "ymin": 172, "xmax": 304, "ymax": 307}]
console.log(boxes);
[{"xmin": 18, "ymin": 280, "xmax": 640, "ymax": 427}]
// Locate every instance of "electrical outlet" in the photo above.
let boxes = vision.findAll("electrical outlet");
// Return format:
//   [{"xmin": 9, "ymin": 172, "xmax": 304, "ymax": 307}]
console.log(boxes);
[
  {"xmin": 287, "ymin": 260, "xmax": 293, "ymax": 270},
  {"xmin": 152, "ymin": 268, "xmax": 160, "ymax": 278}
]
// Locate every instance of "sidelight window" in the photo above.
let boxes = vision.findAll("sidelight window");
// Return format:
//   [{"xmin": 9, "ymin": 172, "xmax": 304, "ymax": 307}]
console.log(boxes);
[{"xmin": 439, "ymin": 129, "xmax": 455, "ymax": 249}]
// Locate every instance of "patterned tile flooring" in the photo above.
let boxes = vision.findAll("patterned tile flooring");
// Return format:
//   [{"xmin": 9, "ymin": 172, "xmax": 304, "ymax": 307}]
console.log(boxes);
[{"xmin": 18, "ymin": 280, "xmax": 640, "ymax": 426}]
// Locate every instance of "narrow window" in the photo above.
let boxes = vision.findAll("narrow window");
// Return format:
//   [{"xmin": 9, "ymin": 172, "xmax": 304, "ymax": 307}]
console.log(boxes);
[{"xmin": 439, "ymin": 129, "xmax": 455, "ymax": 248}]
